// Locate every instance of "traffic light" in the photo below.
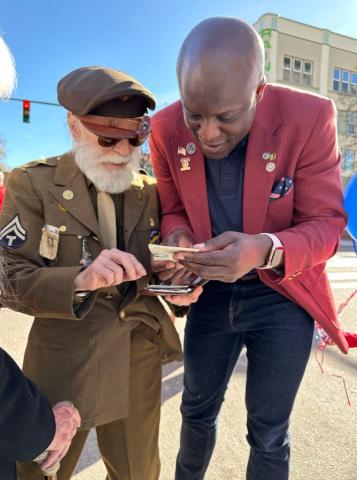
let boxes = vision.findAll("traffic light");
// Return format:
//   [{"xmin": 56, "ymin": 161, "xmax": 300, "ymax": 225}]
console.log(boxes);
[{"xmin": 23, "ymin": 100, "xmax": 30, "ymax": 123}]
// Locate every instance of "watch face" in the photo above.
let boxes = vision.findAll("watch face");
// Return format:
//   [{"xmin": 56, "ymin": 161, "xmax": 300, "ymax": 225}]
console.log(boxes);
[{"xmin": 271, "ymin": 247, "xmax": 284, "ymax": 267}]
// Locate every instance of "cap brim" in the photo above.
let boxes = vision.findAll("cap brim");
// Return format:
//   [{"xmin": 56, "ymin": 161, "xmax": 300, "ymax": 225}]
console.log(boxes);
[{"xmin": 80, "ymin": 120, "xmax": 137, "ymax": 139}]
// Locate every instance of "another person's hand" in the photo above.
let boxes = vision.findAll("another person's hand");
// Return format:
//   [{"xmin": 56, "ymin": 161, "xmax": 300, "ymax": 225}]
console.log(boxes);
[
  {"xmin": 165, "ymin": 285, "xmax": 203, "ymax": 306},
  {"xmin": 39, "ymin": 401, "xmax": 81, "ymax": 472},
  {"xmin": 151, "ymin": 229, "xmax": 195, "ymax": 283},
  {"xmin": 151, "ymin": 230, "xmax": 194, "ymax": 285},
  {"xmin": 74, "ymin": 249, "xmax": 146, "ymax": 291},
  {"xmin": 176, "ymin": 232, "xmax": 273, "ymax": 283}
]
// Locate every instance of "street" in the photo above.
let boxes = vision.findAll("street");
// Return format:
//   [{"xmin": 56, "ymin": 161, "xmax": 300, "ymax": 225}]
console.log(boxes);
[{"xmin": 1, "ymin": 247, "xmax": 357, "ymax": 479}]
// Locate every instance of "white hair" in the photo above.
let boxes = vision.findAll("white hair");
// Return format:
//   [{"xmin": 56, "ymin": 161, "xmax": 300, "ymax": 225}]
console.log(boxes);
[{"xmin": 0, "ymin": 37, "xmax": 17, "ymax": 99}]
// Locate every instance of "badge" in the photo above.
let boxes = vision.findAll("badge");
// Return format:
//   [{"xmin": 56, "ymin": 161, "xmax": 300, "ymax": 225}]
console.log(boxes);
[
  {"xmin": 78, "ymin": 235, "xmax": 92, "ymax": 267},
  {"xmin": 262, "ymin": 152, "xmax": 270, "ymax": 160},
  {"xmin": 186, "ymin": 142, "xmax": 196, "ymax": 155},
  {"xmin": 63, "ymin": 190, "xmax": 74, "ymax": 200},
  {"xmin": 266, "ymin": 162, "xmax": 276, "ymax": 172},
  {"xmin": 180, "ymin": 157, "xmax": 191, "ymax": 171},
  {"xmin": 149, "ymin": 229, "xmax": 160, "ymax": 244},
  {"xmin": 0, "ymin": 215, "xmax": 27, "ymax": 249},
  {"xmin": 149, "ymin": 217, "xmax": 156, "ymax": 228},
  {"xmin": 39, "ymin": 224, "xmax": 59, "ymax": 260},
  {"xmin": 178, "ymin": 146, "xmax": 186, "ymax": 156}
]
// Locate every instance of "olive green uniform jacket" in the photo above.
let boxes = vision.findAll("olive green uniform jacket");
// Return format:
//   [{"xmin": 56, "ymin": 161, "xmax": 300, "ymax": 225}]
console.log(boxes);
[{"xmin": 0, "ymin": 153, "xmax": 182, "ymax": 429}]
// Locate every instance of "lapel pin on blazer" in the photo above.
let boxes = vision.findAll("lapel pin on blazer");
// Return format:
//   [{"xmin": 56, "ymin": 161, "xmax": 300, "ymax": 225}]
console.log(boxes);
[
  {"xmin": 180, "ymin": 157, "xmax": 191, "ymax": 171},
  {"xmin": 262, "ymin": 152, "xmax": 277, "ymax": 161},
  {"xmin": 266, "ymin": 161, "xmax": 276, "ymax": 173},
  {"xmin": 178, "ymin": 146, "xmax": 186, "ymax": 156},
  {"xmin": 186, "ymin": 142, "xmax": 196, "ymax": 155}
]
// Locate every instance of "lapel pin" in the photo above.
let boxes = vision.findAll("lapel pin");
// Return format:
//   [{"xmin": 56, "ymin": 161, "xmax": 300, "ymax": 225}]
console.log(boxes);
[
  {"xmin": 186, "ymin": 142, "xmax": 196, "ymax": 155},
  {"xmin": 149, "ymin": 217, "xmax": 156, "ymax": 227},
  {"xmin": 262, "ymin": 152, "xmax": 277, "ymax": 161},
  {"xmin": 62, "ymin": 190, "xmax": 74, "ymax": 200},
  {"xmin": 266, "ymin": 162, "xmax": 276, "ymax": 172},
  {"xmin": 180, "ymin": 157, "xmax": 191, "ymax": 171},
  {"xmin": 178, "ymin": 146, "xmax": 186, "ymax": 156}
]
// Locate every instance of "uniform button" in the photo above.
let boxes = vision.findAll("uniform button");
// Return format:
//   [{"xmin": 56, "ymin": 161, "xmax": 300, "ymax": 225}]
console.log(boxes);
[
  {"xmin": 224, "ymin": 173, "xmax": 231, "ymax": 181},
  {"xmin": 59, "ymin": 225, "xmax": 67, "ymax": 233},
  {"xmin": 104, "ymin": 293, "xmax": 113, "ymax": 299},
  {"xmin": 119, "ymin": 311, "xmax": 126, "ymax": 319}
]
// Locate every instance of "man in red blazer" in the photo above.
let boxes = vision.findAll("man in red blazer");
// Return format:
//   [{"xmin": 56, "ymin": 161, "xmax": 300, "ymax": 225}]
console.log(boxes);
[{"xmin": 149, "ymin": 17, "xmax": 348, "ymax": 480}]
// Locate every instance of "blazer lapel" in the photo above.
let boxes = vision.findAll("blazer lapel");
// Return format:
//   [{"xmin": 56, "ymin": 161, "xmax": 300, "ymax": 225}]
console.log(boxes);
[
  {"xmin": 48, "ymin": 153, "xmax": 100, "ymax": 238},
  {"xmin": 170, "ymin": 113, "xmax": 212, "ymax": 243},
  {"xmin": 243, "ymin": 92, "xmax": 282, "ymax": 234}
]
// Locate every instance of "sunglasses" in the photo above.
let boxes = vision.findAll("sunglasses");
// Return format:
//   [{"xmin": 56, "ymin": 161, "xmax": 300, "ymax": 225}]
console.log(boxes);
[{"xmin": 97, "ymin": 134, "xmax": 147, "ymax": 148}]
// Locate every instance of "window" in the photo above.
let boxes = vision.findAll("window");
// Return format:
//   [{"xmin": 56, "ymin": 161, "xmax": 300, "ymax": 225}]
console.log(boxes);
[
  {"xmin": 337, "ymin": 110, "xmax": 357, "ymax": 136},
  {"xmin": 341, "ymin": 148, "xmax": 356, "ymax": 171},
  {"xmin": 333, "ymin": 68, "xmax": 357, "ymax": 95},
  {"xmin": 283, "ymin": 56, "xmax": 312, "ymax": 86}
]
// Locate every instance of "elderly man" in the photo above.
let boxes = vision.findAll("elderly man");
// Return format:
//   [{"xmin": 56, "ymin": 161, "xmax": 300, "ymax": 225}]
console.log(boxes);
[
  {"xmin": 0, "ymin": 37, "xmax": 80, "ymax": 480},
  {"xmin": 149, "ymin": 17, "xmax": 347, "ymax": 480},
  {"xmin": 0, "ymin": 66, "xmax": 182, "ymax": 480}
]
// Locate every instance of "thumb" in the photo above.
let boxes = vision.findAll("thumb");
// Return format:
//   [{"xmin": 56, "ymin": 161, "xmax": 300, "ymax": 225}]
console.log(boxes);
[{"xmin": 194, "ymin": 232, "xmax": 236, "ymax": 252}]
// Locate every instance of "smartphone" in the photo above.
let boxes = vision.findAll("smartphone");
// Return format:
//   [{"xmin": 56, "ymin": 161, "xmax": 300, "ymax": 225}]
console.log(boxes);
[{"xmin": 142, "ymin": 276, "xmax": 207, "ymax": 296}]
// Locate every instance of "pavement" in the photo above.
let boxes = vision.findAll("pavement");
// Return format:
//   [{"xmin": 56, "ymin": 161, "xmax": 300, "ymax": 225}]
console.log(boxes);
[{"xmin": 1, "ymin": 245, "xmax": 357, "ymax": 479}]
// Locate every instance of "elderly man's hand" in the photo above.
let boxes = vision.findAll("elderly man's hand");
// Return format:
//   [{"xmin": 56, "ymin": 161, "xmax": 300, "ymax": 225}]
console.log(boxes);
[
  {"xmin": 176, "ymin": 232, "xmax": 272, "ymax": 283},
  {"xmin": 39, "ymin": 401, "xmax": 81, "ymax": 473},
  {"xmin": 74, "ymin": 249, "xmax": 146, "ymax": 291},
  {"xmin": 151, "ymin": 229, "xmax": 195, "ymax": 284}
]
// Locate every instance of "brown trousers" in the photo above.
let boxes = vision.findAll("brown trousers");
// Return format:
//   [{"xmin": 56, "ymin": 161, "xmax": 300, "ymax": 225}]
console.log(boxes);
[{"xmin": 17, "ymin": 324, "xmax": 162, "ymax": 480}]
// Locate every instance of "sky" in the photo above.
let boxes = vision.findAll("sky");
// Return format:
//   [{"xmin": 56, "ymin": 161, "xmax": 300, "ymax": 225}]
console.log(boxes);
[{"xmin": 1, "ymin": 0, "xmax": 357, "ymax": 168}]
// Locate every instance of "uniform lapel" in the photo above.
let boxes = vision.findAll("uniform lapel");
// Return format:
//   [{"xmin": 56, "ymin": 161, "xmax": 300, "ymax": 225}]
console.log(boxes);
[
  {"xmin": 123, "ymin": 175, "xmax": 149, "ymax": 247},
  {"xmin": 48, "ymin": 153, "xmax": 101, "ymax": 238},
  {"xmin": 243, "ymin": 90, "xmax": 282, "ymax": 234}
]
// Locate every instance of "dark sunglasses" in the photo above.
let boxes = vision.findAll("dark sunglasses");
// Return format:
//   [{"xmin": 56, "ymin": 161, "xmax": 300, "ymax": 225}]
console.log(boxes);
[{"xmin": 97, "ymin": 134, "xmax": 147, "ymax": 148}]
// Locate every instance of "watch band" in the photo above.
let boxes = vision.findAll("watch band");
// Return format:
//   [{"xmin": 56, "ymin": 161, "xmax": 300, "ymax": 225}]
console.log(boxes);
[{"xmin": 257, "ymin": 233, "xmax": 284, "ymax": 269}]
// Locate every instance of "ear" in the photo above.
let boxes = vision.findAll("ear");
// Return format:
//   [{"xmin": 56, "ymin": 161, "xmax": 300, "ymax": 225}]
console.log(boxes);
[
  {"xmin": 256, "ymin": 78, "xmax": 266, "ymax": 100},
  {"xmin": 67, "ymin": 112, "xmax": 81, "ymax": 142}
]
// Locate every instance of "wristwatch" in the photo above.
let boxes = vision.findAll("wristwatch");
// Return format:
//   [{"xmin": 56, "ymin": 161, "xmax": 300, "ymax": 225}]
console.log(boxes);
[{"xmin": 257, "ymin": 233, "xmax": 284, "ymax": 269}]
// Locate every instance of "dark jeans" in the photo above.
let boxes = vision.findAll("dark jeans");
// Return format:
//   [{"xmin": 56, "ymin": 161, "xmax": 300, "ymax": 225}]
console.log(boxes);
[{"xmin": 175, "ymin": 279, "xmax": 314, "ymax": 480}]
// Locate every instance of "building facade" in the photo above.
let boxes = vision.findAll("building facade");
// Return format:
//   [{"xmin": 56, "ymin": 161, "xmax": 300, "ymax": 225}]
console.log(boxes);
[{"xmin": 254, "ymin": 13, "xmax": 357, "ymax": 182}]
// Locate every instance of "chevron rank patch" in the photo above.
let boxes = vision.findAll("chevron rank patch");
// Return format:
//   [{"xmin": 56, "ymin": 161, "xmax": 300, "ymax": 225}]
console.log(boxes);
[{"xmin": 0, "ymin": 215, "xmax": 27, "ymax": 249}]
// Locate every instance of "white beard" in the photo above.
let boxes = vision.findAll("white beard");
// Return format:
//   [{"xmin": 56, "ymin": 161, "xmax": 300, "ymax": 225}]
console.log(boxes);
[{"xmin": 73, "ymin": 140, "xmax": 141, "ymax": 194}]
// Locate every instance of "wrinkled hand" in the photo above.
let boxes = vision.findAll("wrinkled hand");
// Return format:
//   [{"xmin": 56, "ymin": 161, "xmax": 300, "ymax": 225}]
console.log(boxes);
[
  {"xmin": 176, "ymin": 232, "xmax": 272, "ymax": 283},
  {"xmin": 40, "ymin": 401, "xmax": 81, "ymax": 473},
  {"xmin": 165, "ymin": 285, "xmax": 203, "ymax": 306},
  {"xmin": 151, "ymin": 229, "xmax": 195, "ymax": 284},
  {"xmin": 74, "ymin": 249, "xmax": 146, "ymax": 291}
]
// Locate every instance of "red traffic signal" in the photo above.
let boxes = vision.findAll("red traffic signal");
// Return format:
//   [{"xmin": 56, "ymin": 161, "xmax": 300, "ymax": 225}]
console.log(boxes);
[{"xmin": 23, "ymin": 100, "xmax": 30, "ymax": 123}]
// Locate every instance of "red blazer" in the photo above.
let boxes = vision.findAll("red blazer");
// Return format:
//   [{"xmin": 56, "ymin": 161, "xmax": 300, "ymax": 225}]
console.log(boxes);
[{"xmin": 149, "ymin": 84, "xmax": 348, "ymax": 353}]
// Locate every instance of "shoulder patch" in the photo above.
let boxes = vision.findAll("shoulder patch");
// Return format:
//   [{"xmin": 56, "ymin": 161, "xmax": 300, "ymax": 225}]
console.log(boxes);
[{"xmin": 0, "ymin": 215, "xmax": 27, "ymax": 248}]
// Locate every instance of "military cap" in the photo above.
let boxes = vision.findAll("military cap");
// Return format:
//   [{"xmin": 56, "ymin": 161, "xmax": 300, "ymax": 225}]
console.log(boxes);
[
  {"xmin": 57, "ymin": 66, "xmax": 156, "ymax": 115},
  {"xmin": 57, "ymin": 66, "xmax": 155, "ymax": 142}
]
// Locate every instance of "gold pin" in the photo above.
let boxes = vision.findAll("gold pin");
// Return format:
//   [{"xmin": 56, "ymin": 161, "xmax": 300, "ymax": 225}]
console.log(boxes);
[
  {"xmin": 59, "ymin": 225, "xmax": 67, "ymax": 233},
  {"xmin": 58, "ymin": 204, "xmax": 67, "ymax": 212},
  {"xmin": 270, "ymin": 153, "xmax": 277, "ymax": 161},
  {"xmin": 180, "ymin": 157, "xmax": 191, "ymax": 171},
  {"xmin": 266, "ymin": 162, "xmax": 276, "ymax": 172},
  {"xmin": 62, "ymin": 190, "xmax": 74, "ymax": 200}
]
